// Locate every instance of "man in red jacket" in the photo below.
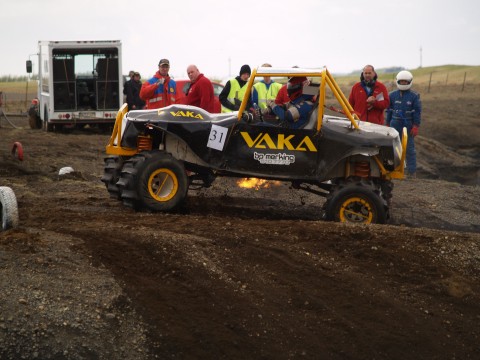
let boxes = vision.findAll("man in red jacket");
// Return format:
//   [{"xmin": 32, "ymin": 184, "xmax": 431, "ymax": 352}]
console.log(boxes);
[
  {"xmin": 181, "ymin": 64, "xmax": 214, "ymax": 112},
  {"xmin": 348, "ymin": 65, "xmax": 389, "ymax": 125},
  {"xmin": 140, "ymin": 59, "xmax": 177, "ymax": 109}
]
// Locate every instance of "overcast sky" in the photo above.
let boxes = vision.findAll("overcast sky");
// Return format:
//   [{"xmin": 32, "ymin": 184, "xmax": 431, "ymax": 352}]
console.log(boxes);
[{"xmin": 2, "ymin": 0, "xmax": 479, "ymax": 81}]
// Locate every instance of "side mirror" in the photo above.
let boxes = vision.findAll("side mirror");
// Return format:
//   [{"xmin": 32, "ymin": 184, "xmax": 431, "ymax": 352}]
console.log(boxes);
[{"xmin": 26, "ymin": 60, "xmax": 32, "ymax": 74}]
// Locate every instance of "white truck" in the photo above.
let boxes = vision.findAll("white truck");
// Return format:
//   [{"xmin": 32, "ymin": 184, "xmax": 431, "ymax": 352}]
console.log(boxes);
[{"xmin": 27, "ymin": 40, "xmax": 123, "ymax": 131}]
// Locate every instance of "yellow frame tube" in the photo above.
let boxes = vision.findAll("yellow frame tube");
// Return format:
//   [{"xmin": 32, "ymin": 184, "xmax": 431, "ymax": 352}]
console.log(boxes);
[{"xmin": 105, "ymin": 103, "xmax": 138, "ymax": 156}]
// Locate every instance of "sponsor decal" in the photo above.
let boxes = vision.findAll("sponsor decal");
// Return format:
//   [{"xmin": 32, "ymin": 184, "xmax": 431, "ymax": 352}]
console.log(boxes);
[
  {"xmin": 170, "ymin": 110, "xmax": 204, "ymax": 120},
  {"xmin": 254, "ymin": 152, "xmax": 295, "ymax": 165},
  {"xmin": 240, "ymin": 132, "xmax": 317, "ymax": 152}
]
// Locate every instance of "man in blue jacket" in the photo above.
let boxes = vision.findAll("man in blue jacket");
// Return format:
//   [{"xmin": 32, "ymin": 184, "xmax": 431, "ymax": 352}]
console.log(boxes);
[{"xmin": 386, "ymin": 70, "xmax": 422, "ymax": 178}]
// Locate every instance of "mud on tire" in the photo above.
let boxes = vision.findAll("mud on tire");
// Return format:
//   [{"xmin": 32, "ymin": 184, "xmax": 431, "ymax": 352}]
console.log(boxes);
[
  {"xmin": 101, "ymin": 156, "xmax": 126, "ymax": 200},
  {"xmin": 324, "ymin": 179, "xmax": 388, "ymax": 224},
  {"xmin": 117, "ymin": 150, "xmax": 188, "ymax": 212}
]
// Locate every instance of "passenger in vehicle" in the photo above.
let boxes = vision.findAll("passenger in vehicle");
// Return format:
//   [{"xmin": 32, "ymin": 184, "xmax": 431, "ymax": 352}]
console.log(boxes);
[{"xmin": 262, "ymin": 76, "xmax": 315, "ymax": 129}]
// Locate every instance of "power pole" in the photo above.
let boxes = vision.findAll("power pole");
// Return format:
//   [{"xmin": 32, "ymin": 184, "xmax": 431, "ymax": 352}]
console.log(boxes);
[{"xmin": 419, "ymin": 46, "xmax": 423, "ymax": 68}]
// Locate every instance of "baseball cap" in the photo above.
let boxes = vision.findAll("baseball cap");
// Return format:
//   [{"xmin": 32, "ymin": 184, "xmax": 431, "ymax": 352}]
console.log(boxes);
[{"xmin": 158, "ymin": 59, "xmax": 170, "ymax": 66}]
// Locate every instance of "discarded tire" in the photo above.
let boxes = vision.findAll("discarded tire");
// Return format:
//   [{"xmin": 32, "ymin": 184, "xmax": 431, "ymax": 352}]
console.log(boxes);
[{"xmin": 0, "ymin": 186, "xmax": 19, "ymax": 230}]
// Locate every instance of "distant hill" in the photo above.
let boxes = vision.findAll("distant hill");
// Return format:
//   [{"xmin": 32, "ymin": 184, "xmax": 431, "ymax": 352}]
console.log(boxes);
[{"xmin": 334, "ymin": 65, "xmax": 480, "ymax": 86}]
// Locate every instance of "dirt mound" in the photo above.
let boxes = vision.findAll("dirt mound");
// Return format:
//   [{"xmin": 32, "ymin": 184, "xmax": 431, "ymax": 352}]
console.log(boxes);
[{"xmin": 1, "ymin": 101, "xmax": 479, "ymax": 359}]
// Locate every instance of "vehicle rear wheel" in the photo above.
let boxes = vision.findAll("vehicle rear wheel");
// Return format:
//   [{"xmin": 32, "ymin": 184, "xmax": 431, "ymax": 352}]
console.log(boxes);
[
  {"xmin": 0, "ymin": 186, "xmax": 19, "ymax": 230},
  {"xmin": 324, "ymin": 179, "xmax": 387, "ymax": 224}
]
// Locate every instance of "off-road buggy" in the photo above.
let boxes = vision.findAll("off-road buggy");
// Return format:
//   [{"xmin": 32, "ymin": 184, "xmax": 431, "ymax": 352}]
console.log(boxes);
[{"xmin": 102, "ymin": 67, "xmax": 407, "ymax": 224}]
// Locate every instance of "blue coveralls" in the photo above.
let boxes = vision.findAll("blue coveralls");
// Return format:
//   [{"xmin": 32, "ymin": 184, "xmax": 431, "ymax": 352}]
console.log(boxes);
[
  {"xmin": 271, "ymin": 94, "xmax": 315, "ymax": 129},
  {"xmin": 385, "ymin": 90, "xmax": 422, "ymax": 174}
]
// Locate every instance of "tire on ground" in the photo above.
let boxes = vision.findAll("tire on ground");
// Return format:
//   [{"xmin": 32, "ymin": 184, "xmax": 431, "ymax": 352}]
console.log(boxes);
[
  {"xmin": 324, "ymin": 180, "xmax": 387, "ymax": 224},
  {"xmin": 136, "ymin": 152, "xmax": 188, "ymax": 212},
  {"xmin": 0, "ymin": 186, "xmax": 19, "ymax": 230},
  {"xmin": 101, "ymin": 156, "xmax": 125, "ymax": 200}
]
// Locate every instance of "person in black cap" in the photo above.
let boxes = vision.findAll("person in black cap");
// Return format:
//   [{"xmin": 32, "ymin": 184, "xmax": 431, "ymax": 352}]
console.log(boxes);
[
  {"xmin": 219, "ymin": 64, "xmax": 252, "ymax": 113},
  {"xmin": 140, "ymin": 58, "xmax": 177, "ymax": 109}
]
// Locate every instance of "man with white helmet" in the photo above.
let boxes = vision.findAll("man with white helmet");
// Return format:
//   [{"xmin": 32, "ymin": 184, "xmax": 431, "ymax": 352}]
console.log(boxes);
[{"xmin": 386, "ymin": 70, "xmax": 422, "ymax": 178}]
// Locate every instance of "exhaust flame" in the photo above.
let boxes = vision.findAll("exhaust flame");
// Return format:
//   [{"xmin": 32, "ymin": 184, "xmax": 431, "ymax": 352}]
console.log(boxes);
[{"xmin": 237, "ymin": 178, "xmax": 281, "ymax": 190}]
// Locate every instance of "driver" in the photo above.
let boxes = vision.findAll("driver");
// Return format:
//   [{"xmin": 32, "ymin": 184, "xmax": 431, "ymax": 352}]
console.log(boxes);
[{"xmin": 262, "ymin": 76, "xmax": 315, "ymax": 129}]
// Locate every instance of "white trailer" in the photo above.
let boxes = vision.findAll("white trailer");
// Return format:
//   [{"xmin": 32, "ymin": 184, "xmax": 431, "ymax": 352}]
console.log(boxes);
[{"xmin": 27, "ymin": 40, "xmax": 123, "ymax": 131}]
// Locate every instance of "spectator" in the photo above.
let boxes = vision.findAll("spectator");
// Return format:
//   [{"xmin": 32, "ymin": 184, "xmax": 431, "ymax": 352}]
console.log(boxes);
[
  {"xmin": 386, "ymin": 70, "xmax": 422, "ymax": 178},
  {"xmin": 252, "ymin": 63, "xmax": 282, "ymax": 109},
  {"xmin": 219, "ymin": 64, "xmax": 252, "ymax": 113},
  {"xmin": 264, "ymin": 76, "xmax": 315, "ymax": 129},
  {"xmin": 123, "ymin": 70, "xmax": 135, "ymax": 102},
  {"xmin": 348, "ymin": 65, "xmax": 389, "ymax": 124},
  {"xmin": 140, "ymin": 59, "xmax": 176, "ymax": 109},
  {"xmin": 125, "ymin": 72, "xmax": 145, "ymax": 110},
  {"xmin": 180, "ymin": 65, "xmax": 215, "ymax": 112}
]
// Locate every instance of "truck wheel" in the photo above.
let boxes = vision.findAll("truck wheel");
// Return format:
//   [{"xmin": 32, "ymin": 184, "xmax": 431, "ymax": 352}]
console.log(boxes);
[
  {"xmin": 324, "ymin": 180, "xmax": 387, "ymax": 224},
  {"xmin": 0, "ymin": 186, "xmax": 19, "ymax": 230},
  {"xmin": 101, "ymin": 156, "xmax": 125, "ymax": 200},
  {"xmin": 136, "ymin": 152, "xmax": 188, "ymax": 212}
]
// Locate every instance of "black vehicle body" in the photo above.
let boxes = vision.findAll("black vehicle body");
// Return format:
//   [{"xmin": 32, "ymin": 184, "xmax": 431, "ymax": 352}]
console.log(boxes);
[
  {"xmin": 119, "ymin": 105, "xmax": 401, "ymax": 182},
  {"xmin": 102, "ymin": 67, "xmax": 407, "ymax": 224}
]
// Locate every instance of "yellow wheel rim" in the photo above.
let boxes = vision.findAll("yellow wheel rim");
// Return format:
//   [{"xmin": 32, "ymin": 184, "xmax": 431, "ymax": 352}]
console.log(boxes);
[
  {"xmin": 148, "ymin": 168, "xmax": 178, "ymax": 202},
  {"xmin": 339, "ymin": 196, "xmax": 374, "ymax": 224}
]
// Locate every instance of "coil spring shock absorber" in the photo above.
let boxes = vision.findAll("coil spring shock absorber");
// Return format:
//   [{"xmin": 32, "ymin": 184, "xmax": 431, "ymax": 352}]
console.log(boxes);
[
  {"xmin": 137, "ymin": 135, "xmax": 153, "ymax": 151},
  {"xmin": 353, "ymin": 161, "xmax": 370, "ymax": 177}
]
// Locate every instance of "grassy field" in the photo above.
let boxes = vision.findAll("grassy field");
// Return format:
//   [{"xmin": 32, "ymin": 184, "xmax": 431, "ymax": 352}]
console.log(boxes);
[{"xmin": 1, "ymin": 65, "xmax": 479, "ymax": 113}]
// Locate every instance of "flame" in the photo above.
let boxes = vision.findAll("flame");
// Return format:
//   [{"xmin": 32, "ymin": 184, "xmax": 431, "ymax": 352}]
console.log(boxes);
[{"xmin": 237, "ymin": 178, "xmax": 281, "ymax": 190}]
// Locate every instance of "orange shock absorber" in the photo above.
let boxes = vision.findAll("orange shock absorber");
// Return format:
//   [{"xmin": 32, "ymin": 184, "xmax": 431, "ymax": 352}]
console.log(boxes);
[
  {"xmin": 353, "ymin": 161, "xmax": 370, "ymax": 177},
  {"xmin": 137, "ymin": 135, "xmax": 153, "ymax": 151}
]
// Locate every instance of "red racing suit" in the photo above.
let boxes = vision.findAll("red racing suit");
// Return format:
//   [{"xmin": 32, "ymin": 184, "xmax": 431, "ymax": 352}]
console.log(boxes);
[
  {"xmin": 348, "ymin": 80, "xmax": 390, "ymax": 124},
  {"xmin": 140, "ymin": 71, "xmax": 177, "ymax": 109}
]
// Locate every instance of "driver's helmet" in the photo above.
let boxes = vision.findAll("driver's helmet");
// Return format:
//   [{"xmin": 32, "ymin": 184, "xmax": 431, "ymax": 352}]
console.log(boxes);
[
  {"xmin": 287, "ymin": 76, "xmax": 308, "ymax": 101},
  {"xmin": 396, "ymin": 70, "xmax": 413, "ymax": 91}
]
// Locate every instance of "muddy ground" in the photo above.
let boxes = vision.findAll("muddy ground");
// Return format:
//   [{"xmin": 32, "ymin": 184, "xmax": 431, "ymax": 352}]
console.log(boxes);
[{"xmin": 0, "ymin": 85, "xmax": 479, "ymax": 359}]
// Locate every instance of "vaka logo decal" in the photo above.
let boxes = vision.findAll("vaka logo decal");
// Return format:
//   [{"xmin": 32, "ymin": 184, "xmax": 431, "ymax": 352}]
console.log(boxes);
[
  {"xmin": 170, "ymin": 110, "xmax": 204, "ymax": 120},
  {"xmin": 240, "ymin": 132, "xmax": 317, "ymax": 152}
]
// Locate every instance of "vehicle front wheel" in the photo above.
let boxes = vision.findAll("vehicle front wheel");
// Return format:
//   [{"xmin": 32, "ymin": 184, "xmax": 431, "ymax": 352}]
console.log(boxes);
[
  {"xmin": 324, "ymin": 180, "xmax": 387, "ymax": 224},
  {"xmin": 118, "ymin": 151, "xmax": 188, "ymax": 212},
  {"xmin": 139, "ymin": 154, "xmax": 188, "ymax": 211}
]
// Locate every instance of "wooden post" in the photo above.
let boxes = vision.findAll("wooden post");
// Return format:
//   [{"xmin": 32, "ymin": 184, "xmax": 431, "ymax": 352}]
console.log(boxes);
[
  {"xmin": 445, "ymin": 73, "xmax": 449, "ymax": 85},
  {"xmin": 461, "ymin": 72, "xmax": 467, "ymax": 92},
  {"xmin": 427, "ymin": 72, "xmax": 433, "ymax": 93}
]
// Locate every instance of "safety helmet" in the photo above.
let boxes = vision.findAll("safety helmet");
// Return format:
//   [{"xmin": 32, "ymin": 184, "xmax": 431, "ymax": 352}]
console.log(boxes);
[
  {"xmin": 396, "ymin": 70, "xmax": 413, "ymax": 91},
  {"xmin": 287, "ymin": 76, "xmax": 308, "ymax": 100}
]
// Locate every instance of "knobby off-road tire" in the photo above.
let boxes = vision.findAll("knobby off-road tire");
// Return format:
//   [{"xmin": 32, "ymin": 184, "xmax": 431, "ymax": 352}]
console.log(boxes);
[
  {"xmin": 117, "ymin": 150, "xmax": 188, "ymax": 212},
  {"xmin": 0, "ymin": 186, "xmax": 19, "ymax": 230},
  {"xmin": 101, "ymin": 156, "xmax": 126, "ymax": 200},
  {"xmin": 324, "ymin": 179, "xmax": 388, "ymax": 224}
]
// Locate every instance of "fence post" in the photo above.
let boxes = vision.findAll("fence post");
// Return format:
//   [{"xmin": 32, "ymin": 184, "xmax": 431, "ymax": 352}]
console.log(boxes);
[
  {"xmin": 461, "ymin": 72, "xmax": 467, "ymax": 92},
  {"xmin": 427, "ymin": 72, "xmax": 433, "ymax": 93}
]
